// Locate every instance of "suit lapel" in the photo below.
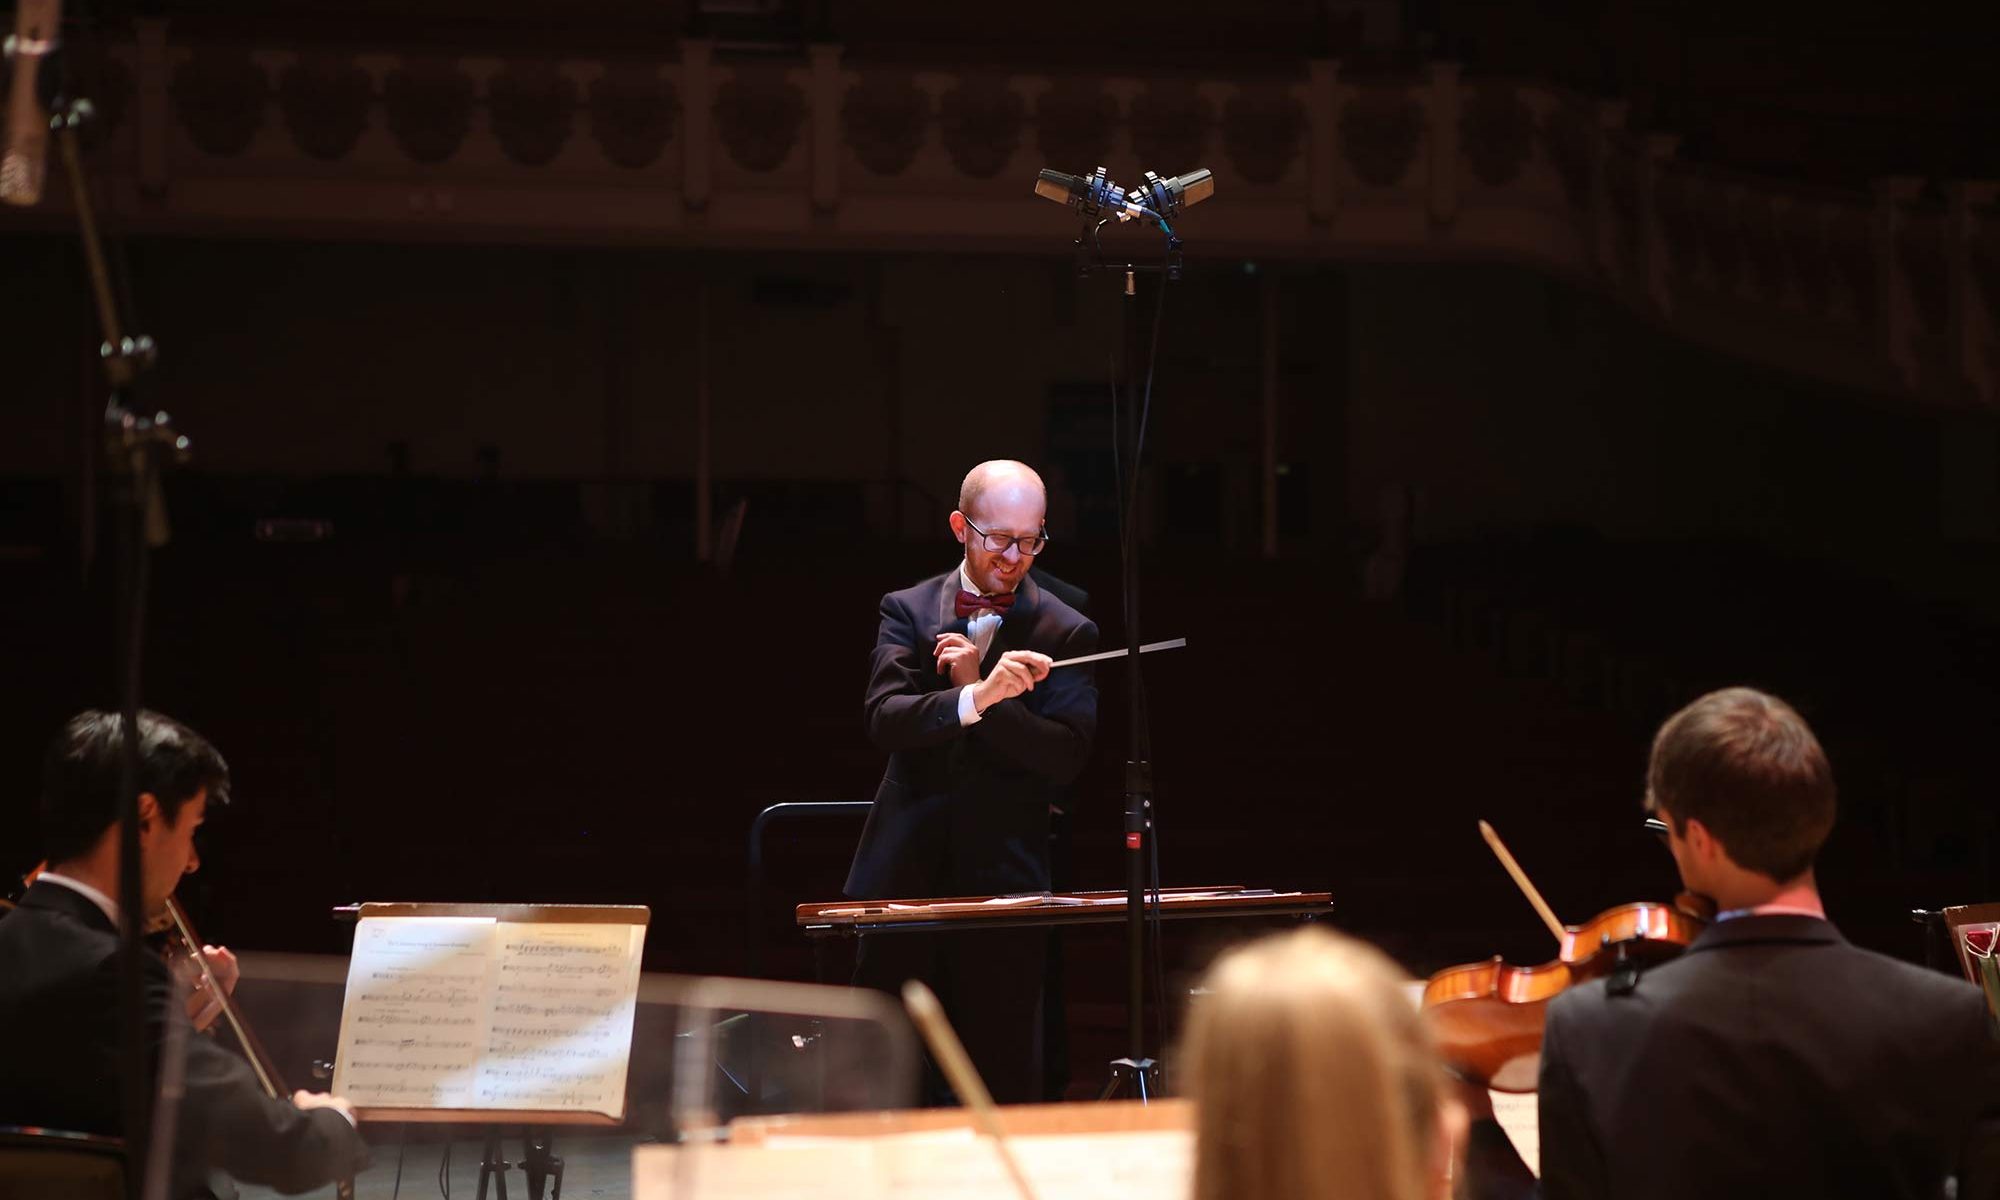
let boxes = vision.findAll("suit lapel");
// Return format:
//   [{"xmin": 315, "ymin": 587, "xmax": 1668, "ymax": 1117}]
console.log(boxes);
[
  {"xmin": 984, "ymin": 575, "xmax": 1041, "ymax": 670},
  {"xmin": 934, "ymin": 568, "xmax": 969, "ymax": 640}
]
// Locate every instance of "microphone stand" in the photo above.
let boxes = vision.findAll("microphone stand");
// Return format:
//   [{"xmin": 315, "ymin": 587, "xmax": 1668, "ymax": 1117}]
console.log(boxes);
[
  {"xmin": 44, "ymin": 54, "xmax": 189, "ymax": 1198},
  {"xmin": 1068, "ymin": 210, "xmax": 1183, "ymax": 1102}
]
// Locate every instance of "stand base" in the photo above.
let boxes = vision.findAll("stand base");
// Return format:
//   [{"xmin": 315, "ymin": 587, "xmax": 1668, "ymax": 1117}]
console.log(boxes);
[
  {"xmin": 476, "ymin": 1128, "xmax": 565, "ymax": 1200},
  {"xmin": 1099, "ymin": 1056, "xmax": 1160, "ymax": 1103}
]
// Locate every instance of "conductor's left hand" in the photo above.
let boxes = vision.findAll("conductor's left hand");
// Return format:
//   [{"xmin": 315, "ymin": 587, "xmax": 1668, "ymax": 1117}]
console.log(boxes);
[{"xmin": 934, "ymin": 633, "xmax": 982, "ymax": 687}]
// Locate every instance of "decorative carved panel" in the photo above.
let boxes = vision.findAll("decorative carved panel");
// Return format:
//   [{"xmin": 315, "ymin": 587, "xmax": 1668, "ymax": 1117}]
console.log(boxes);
[
  {"xmin": 843, "ymin": 73, "xmax": 927, "ymax": 177},
  {"xmin": 1699, "ymin": 188, "xmax": 1742, "ymax": 290},
  {"xmin": 1603, "ymin": 141, "xmax": 1641, "ymax": 276},
  {"xmin": 1540, "ymin": 101, "xmax": 1591, "ymax": 210},
  {"xmin": 1460, "ymin": 84, "xmax": 1533, "ymax": 188},
  {"xmin": 1655, "ymin": 168, "xmax": 1698, "ymax": 274},
  {"xmin": 278, "ymin": 55, "xmax": 370, "ymax": 162},
  {"xmin": 1826, "ymin": 207, "xmax": 1877, "ymax": 325},
  {"xmin": 92, "ymin": 59, "xmax": 135, "ymax": 138},
  {"xmin": 1223, "ymin": 85, "xmax": 1303, "ymax": 185},
  {"xmin": 1739, "ymin": 199, "xmax": 1785, "ymax": 298},
  {"xmin": 1971, "ymin": 226, "xmax": 2000, "ymax": 317},
  {"xmin": 1781, "ymin": 206, "xmax": 1832, "ymax": 313},
  {"xmin": 1897, "ymin": 206, "xmax": 1949, "ymax": 332},
  {"xmin": 171, "ymin": 48, "xmax": 269, "ymax": 157},
  {"xmin": 1035, "ymin": 79, "xmax": 1115, "ymax": 176},
  {"xmin": 1129, "ymin": 85, "xmax": 1211, "ymax": 174},
  {"xmin": 939, "ymin": 78, "xmax": 1023, "ymax": 180},
  {"xmin": 489, "ymin": 62, "xmax": 577, "ymax": 168},
  {"xmin": 714, "ymin": 70, "xmax": 805, "ymax": 172},
  {"xmin": 1338, "ymin": 87, "xmax": 1420, "ymax": 188},
  {"xmin": 24, "ymin": 29, "xmax": 1998, "ymax": 406},
  {"xmin": 588, "ymin": 70, "xmax": 677, "ymax": 170},
  {"xmin": 384, "ymin": 60, "xmax": 473, "ymax": 164}
]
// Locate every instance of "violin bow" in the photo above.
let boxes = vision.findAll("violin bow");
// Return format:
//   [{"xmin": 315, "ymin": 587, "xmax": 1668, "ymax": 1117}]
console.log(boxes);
[
  {"xmin": 1478, "ymin": 820, "xmax": 1569, "ymax": 945},
  {"xmin": 162, "ymin": 897, "xmax": 289, "ymax": 1100}
]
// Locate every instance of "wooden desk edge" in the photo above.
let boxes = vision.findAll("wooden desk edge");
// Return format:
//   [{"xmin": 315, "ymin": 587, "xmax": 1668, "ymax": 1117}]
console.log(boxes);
[{"xmin": 728, "ymin": 1098, "xmax": 1193, "ymax": 1146}]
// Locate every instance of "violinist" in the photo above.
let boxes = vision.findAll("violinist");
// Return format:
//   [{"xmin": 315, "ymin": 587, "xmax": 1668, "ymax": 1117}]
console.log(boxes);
[
  {"xmin": 0, "ymin": 710, "xmax": 368, "ymax": 1200},
  {"xmin": 1457, "ymin": 687, "xmax": 2000, "ymax": 1200}
]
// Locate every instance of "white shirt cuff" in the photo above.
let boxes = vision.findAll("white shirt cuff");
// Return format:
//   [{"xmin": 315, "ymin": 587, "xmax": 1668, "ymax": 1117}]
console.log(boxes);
[{"xmin": 957, "ymin": 684, "xmax": 983, "ymax": 726}]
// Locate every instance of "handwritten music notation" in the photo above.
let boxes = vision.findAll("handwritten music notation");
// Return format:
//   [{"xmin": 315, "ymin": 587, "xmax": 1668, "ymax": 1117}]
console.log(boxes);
[{"xmin": 332, "ymin": 915, "xmax": 645, "ymax": 1118}]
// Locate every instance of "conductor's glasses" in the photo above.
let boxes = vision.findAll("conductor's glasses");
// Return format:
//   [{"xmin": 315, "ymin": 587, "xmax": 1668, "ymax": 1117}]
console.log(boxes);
[{"xmin": 961, "ymin": 516, "xmax": 1049, "ymax": 556}]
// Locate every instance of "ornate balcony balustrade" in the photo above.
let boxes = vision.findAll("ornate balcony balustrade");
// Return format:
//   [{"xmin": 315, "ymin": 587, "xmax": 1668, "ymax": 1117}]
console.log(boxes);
[{"xmin": 9, "ymin": 27, "xmax": 1997, "ymax": 406}]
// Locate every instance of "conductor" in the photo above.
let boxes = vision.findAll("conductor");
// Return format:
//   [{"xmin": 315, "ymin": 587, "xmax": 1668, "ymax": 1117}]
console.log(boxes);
[{"xmin": 847, "ymin": 459, "xmax": 1100, "ymax": 1103}]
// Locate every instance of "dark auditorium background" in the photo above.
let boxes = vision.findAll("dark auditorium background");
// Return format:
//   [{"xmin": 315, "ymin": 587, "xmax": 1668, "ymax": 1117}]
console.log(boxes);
[{"xmin": 4, "ymin": 0, "xmax": 1997, "ymax": 1093}]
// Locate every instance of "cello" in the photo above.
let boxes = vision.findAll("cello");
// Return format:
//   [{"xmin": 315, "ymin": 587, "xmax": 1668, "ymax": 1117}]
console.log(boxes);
[{"xmin": 1421, "ymin": 821, "xmax": 1710, "ymax": 1091}]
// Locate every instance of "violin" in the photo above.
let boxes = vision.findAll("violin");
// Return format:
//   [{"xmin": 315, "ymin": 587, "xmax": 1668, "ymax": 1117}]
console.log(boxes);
[
  {"xmin": 1421, "ymin": 822, "xmax": 1712, "ymax": 1092},
  {"xmin": 18, "ymin": 864, "xmax": 354, "ymax": 1199}
]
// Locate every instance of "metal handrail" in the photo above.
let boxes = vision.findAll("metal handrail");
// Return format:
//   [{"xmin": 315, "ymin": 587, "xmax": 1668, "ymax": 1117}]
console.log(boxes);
[{"xmin": 745, "ymin": 801, "xmax": 873, "ymax": 980}]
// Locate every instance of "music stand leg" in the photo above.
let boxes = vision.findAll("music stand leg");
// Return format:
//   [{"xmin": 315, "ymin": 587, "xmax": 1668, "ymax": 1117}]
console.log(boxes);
[
  {"xmin": 476, "ymin": 1131, "xmax": 509, "ymax": 1200},
  {"xmin": 1098, "ymin": 1056, "xmax": 1159, "ymax": 1102}
]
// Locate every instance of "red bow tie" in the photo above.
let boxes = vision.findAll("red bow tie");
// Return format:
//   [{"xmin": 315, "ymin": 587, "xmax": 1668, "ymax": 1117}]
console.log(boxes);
[{"xmin": 955, "ymin": 589, "xmax": 1017, "ymax": 620}]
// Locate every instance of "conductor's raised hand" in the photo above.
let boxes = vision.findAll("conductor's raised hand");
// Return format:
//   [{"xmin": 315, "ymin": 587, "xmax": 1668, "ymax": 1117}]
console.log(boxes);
[
  {"xmin": 1004, "ymin": 650, "xmax": 1053, "ymax": 683},
  {"xmin": 933, "ymin": 632, "xmax": 982, "ymax": 687},
  {"xmin": 972, "ymin": 650, "xmax": 1053, "ymax": 712}
]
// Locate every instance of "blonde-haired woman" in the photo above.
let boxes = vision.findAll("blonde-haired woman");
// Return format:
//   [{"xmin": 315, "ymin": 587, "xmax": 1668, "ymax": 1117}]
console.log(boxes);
[{"xmin": 1181, "ymin": 926, "xmax": 1464, "ymax": 1200}]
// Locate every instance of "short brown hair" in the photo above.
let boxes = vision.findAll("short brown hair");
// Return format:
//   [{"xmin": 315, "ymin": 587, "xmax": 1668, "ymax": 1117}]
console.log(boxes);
[{"xmin": 1645, "ymin": 687, "xmax": 1834, "ymax": 882}]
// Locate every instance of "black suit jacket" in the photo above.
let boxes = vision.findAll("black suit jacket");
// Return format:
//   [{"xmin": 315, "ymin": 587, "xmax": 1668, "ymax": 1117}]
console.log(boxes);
[
  {"xmin": 0, "ymin": 881, "xmax": 369, "ymax": 1199},
  {"xmin": 846, "ymin": 569, "xmax": 1099, "ymax": 899},
  {"xmin": 1467, "ymin": 914, "xmax": 2000, "ymax": 1200}
]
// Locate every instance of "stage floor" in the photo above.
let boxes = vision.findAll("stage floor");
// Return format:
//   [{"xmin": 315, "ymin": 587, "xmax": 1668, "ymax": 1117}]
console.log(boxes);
[{"xmin": 240, "ymin": 1132, "xmax": 645, "ymax": 1200}]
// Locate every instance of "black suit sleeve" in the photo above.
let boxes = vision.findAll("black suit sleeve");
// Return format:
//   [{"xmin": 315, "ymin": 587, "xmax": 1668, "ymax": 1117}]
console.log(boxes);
[
  {"xmin": 971, "ymin": 619, "xmax": 1098, "ymax": 783},
  {"xmin": 1458, "ymin": 1117, "xmax": 1539, "ymax": 1200},
  {"xmin": 864, "ymin": 592, "xmax": 970, "ymax": 752},
  {"xmin": 1535, "ymin": 1003, "xmax": 1607, "ymax": 1200},
  {"xmin": 133, "ymin": 956, "xmax": 370, "ymax": 1194}
]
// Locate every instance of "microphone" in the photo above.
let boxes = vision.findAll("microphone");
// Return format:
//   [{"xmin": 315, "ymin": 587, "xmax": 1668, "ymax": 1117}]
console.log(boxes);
[
  {"xmin": 1034, "ymin": 166, "xmax": 1214, "ymax": 223},
  {"xmin": 1, "ymin": 0, "xmax": 62, "ymax": 207}
]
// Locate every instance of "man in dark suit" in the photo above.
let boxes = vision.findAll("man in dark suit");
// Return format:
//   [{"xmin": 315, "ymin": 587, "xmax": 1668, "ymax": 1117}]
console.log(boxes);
[
  {"xmin": 848, "ymin": 459, "xmax": 1099, "ymax": 1103},
  {"xmin": 0, "ymin": 710, "xmax": 369, "ymax": 1199},
  {"xmin": 1459, "ymin": 687, "xmax": 2000, "ymax": 1200}
]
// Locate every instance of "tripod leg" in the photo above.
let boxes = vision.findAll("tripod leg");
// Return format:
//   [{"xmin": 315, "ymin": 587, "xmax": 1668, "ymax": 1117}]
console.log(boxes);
[{"xmin": 477, "ymin": 1131, "xmax": 508, "ymax": 1200}]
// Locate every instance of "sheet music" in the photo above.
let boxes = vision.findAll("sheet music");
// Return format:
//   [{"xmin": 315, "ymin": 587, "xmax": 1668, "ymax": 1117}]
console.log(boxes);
[
  {"xmin": 334, "ymin": 916, "xmax": 645, "ymax": 1118},
  {"xmin": 634, "ymin": 1130, "xmax": 1193, "ymax": 1200},
  {"xmin": 478, "ymin": 921, "xmax": 645, "ymax": 1112},
  {"xmin": 1490, "ymin": 1090, "xmax": 1540, "ymax": 1177},
  {"xmin": 334, "ymin": 916, "xmax": 497, "ymax": 1108}
]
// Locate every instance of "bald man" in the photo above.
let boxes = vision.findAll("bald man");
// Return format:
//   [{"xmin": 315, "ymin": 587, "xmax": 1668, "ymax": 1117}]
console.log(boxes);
[{"xmin": 848, "ymin": 460, "xmax": 1100, "ymax": 1103}]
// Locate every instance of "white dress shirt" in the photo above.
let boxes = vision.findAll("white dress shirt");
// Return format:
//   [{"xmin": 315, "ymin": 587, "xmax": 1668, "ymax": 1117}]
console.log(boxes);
[
  {"xmin": 35, "ymin": 870, "xmax": 120, "ymax": 927},
  {"xmin": 955, "ymin": 564, "xmax": 1008, "ymax": 727}
]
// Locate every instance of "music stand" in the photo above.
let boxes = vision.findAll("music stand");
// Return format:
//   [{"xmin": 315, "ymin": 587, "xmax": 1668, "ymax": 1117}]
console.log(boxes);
[{"xmin": 1943, "ymin": 903, "xmax": 2000, "ymax": 983}]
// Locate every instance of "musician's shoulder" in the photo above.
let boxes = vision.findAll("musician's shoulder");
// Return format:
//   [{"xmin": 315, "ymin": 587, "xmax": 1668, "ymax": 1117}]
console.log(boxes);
[{"xmin": 882, "ymin": 571, "xmax": 953, "ymax": 608}]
